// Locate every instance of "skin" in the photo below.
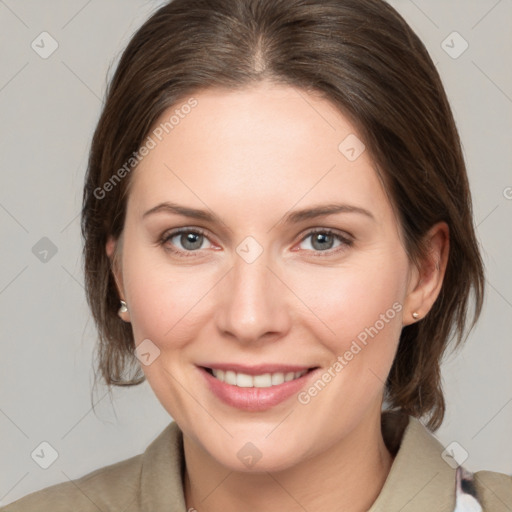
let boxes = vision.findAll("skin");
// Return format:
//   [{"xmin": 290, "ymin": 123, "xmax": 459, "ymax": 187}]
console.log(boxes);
[{"xmin": 107, "ymin": 81, "xmax": 449, "ymax": 512}]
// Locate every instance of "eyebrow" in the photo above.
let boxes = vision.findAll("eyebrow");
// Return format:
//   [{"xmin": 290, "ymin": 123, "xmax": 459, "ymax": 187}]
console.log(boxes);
[{"xmin": 142, "ymin": 201, "xmax": 375, "ymax": 224}]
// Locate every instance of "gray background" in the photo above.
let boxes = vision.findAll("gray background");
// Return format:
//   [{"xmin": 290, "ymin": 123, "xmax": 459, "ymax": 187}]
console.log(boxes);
[{"xmin": 0, "ymin": 0, "xmax": 511, "ymax": 506}]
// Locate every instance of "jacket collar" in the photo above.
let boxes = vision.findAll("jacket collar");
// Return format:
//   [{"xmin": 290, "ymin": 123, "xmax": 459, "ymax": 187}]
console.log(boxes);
[
  {"xmin": 369, "ymin": 412, "xmax": 456, "ymax": 511},
  {"xmin": 140, "ymin": 420, "xmax": 187, "ymax": 510},
  {"xmin": 140, "ymin": 412, "xmax": 456, "ymax": 511}
]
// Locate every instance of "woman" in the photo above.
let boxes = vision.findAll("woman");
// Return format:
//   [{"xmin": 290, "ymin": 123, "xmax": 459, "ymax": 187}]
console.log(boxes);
[{"xmin": 3, "ymin": 0, "xmax": 510, "ymax": 511}]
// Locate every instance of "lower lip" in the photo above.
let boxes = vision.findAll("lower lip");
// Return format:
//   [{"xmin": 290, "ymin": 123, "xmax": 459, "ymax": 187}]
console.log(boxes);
[{"xmin": 198, "ymin": 366, "xmax": 318, "ymax": 411}]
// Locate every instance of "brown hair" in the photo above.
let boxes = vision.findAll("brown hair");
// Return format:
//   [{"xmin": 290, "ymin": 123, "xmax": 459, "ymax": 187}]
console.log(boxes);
[{"xmin": 82, "ymin": 0, "xmax": 484, "ymax": 430}]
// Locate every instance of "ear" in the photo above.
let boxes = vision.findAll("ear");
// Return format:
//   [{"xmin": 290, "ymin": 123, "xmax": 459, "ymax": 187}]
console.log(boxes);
[
  {"xmin": 106, "ymin": 235, "xmax": 130, "ymax": 323},
  {"xmin": 402, "ymin": 222, "xmax": 450, "ymax": 326}
]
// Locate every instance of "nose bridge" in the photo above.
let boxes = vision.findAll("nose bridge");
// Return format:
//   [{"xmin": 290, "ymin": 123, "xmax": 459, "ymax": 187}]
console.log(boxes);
[{"xmin": 215, "ymin": 244, "xmax": 290, "ymax": 342}]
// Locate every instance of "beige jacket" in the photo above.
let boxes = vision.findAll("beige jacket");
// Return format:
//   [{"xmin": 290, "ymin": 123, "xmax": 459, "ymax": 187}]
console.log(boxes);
[{"xmin": 2, "ymin": 413, "xmax": 511, "ymax": 511}]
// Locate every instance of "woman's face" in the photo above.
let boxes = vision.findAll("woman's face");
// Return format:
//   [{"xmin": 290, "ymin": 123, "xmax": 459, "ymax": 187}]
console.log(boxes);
[{"xmin": 109, "ymin": 82, "xmax": 419, "ymax": 472}]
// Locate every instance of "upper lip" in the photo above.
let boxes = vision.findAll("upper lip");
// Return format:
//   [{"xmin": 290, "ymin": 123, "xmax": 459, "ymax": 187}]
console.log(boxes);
[{"xmin": 199, "ymin": 363, "xmax": 318, "ymax": 375}]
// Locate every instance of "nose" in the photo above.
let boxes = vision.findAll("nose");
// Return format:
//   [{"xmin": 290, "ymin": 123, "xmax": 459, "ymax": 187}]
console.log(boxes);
[{"xmin": 214, "ymin": 249, "xmax": 292, "ymax": 345}]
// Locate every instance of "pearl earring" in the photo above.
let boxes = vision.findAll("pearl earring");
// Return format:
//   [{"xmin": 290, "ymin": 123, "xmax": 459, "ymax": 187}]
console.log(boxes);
[
  {"xmin": 412, "ymin": 311, "xmax": 420, "ymax": 319},
  {"xmin": 119, "ymin": 300, "xmax": 128, "ymax": 314}
]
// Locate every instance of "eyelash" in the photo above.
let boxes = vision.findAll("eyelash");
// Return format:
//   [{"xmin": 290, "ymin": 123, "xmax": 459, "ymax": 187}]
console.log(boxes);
[{"xmin": 159, "ymin": 227, "xmax": 353, "ymax": 258}]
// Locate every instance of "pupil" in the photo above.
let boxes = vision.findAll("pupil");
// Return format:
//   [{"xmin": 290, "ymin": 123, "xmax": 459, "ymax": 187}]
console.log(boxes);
[
  {"xmin": 182, "ymin": 232, "xmax": 202, "ymax": 250},
  {"xmin": 313, "ymin": 233, "xmax": 332, "ymax": 251}
]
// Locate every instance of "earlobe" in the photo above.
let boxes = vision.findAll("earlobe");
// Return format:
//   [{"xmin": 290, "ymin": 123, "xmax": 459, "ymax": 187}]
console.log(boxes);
[
  {"xmin": 118, "ymin": 300, "xmax": 130, "ymax": 322},
  {"xmin": 106, "ymin": 235, "xmax": 131, "ymax": 323},
  {"xmin": 403, "ymin": 222, "xmax": 449, "ymax": 326}
]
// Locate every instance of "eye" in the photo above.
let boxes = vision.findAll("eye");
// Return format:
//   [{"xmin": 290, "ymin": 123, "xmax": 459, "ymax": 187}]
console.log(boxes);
[
  {"xmin": 160, "ymin": 228, "xmax": 214, "ymax": 257},
  {"xmin": 159, "ymin": 227, "xmax": 353, "ymax": 258},
  {"xmin": 297, "ymin": 228, "xmax": 353, "ymax": 256}
]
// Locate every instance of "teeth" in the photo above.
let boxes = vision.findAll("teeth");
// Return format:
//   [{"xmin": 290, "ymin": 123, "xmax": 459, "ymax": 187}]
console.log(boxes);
[{"xmin": 211, "ymin": 369, "xmax": 308, "ymax": 387}]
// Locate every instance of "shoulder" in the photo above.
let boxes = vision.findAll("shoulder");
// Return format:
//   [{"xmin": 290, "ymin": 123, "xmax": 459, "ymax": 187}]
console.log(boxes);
[
  {"xmin": 374, "ymin": 413, "xmax": 512, "ymax": 511},
  {"xmin": 473, "ymin": 469, "xmax": 512, "ymax": 511},
  {"xmin": 1, "ymin": 421, "xmax": 184, "ymax": 512},
  {"xmin": 1, "ymin": 453, "xmax": 143, "ymax": 512}
]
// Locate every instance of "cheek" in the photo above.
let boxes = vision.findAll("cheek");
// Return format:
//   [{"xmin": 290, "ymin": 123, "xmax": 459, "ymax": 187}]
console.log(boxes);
[
  {"xmin": 121, "ymin": 242, "xmax": 217, "ymax": 349},
  {"xmin": 295, "ymin": 254, "xmax": 406, "ymax": 326},
  {"xmin": 291, "ymin": 252, "xmax": 407, "ymax": 367}
]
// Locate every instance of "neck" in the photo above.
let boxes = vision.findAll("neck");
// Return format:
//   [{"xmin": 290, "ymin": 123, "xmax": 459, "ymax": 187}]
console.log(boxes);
[{"xmin": 183, "ymin": 409, "xmax": 394, "ymax": 512}]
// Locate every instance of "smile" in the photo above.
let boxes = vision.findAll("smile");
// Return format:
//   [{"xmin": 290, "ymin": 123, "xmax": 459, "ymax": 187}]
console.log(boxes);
[
  {"xmin": 198, "ymin": 365, "xmax": 320, "ymax": 411},
  {"xmin": 207, "ymin": 368, "xmax": 310, "ymax": 388}
]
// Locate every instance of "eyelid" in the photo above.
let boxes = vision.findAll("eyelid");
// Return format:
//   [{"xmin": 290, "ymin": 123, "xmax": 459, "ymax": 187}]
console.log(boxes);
[
  {"xmin": 298, "ymin": 227, "xmax": 353, "ymax": 243},
  {"xmin": 295, "ymin": 227, "xmax": 354, "ymax": 256},
  {"xmin": 159, "ymin": 226, "xmax": 216, "ymax": 256}
]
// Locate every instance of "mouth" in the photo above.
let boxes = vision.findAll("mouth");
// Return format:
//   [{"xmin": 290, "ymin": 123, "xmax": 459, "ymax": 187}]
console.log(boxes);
[
  {"xmin": 201, "ymin": 366, "xmax": 319, "ymax": 388},
  {"xmin": 197, "ymin": 364, "xmax": 321, "ymax": 411}
]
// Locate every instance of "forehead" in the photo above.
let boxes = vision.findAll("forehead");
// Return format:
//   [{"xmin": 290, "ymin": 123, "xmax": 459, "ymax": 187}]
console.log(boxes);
[{"xmin": 127, "ymin": 82, "xmax": 390, "ymax": 222}]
